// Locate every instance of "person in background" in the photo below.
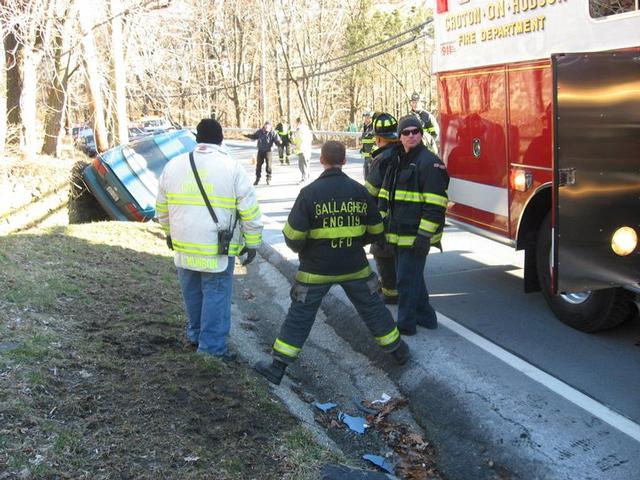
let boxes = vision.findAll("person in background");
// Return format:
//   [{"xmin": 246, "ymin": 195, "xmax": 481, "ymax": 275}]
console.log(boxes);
[
  {"xmin": 275, "ymin": 120, "xmax": 292, "ymax": 165},
  {"xmin": 244, "ymin": 121, "xmax": 281, "ymax": 185},
  {"xmin": 292, "ymin": 116, "xmax": 312, "ymax": 184},
  {"xmin": 360, "ymin": 110, "xmax": 376, "ymax": 179},
  {"xmin": 364, "ymin": 112, "xmax": 402, "ymax": 305},
  {"xmin": 254, "ymin": 141, "xmax": 410, "ymax": 385},
  {"xmin": 156, "ymin": 118, "xmax": 263, "ymax": 359},
  {"xmin": 378, "ymin": 115, "xmax": 449, "ymax": 336},
  {"xmin": 408, "ymin": 92, "xmax": 440, "ymax": 154}
]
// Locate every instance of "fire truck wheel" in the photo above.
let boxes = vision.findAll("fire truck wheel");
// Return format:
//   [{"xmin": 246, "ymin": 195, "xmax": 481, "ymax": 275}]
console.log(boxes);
[{"xmin": 536, "ymin": 214, "xmax": 631, "ymax": 332}]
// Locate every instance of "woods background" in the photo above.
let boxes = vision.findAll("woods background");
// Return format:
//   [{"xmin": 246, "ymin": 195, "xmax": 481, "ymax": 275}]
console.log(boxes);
[{"xmin": 1, "ymin": 0, "xmax": 435, "ymax": 159}]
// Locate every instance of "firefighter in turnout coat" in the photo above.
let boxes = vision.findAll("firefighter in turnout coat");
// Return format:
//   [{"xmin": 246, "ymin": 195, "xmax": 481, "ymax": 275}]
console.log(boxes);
[
  {"xmin": 379, "ymin": 115, "xmax": 449, "ymax": 336},
  {"xmin": 255, "ymin": 141, "xmax": 410, "ymax": 385},
  {"xmin": 365, "ymin": 112, "xmax": 401, "ymax": 305}
]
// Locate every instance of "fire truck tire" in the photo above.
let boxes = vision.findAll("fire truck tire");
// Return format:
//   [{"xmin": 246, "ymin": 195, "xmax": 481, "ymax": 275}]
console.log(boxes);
[{"xmin": 536, "ymin": 214, "xmax": 631, "ymax": 332}]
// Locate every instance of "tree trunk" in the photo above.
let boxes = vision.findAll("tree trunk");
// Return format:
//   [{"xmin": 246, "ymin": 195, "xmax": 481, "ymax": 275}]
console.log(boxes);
[
  {"xmin": 19, "ymin": 44, "xmax": 38, "ymax": 159},
  {"xmin": 77, "ymin": 2, "xmax": 109, "ymax": 153},
  {"xmin": 110, "ymin": 0, "xmax": 129, "ymax": 145},
  {"xmin": 0, "ymin": 21, "xmax": 6, "ymax": 158},
  {"xmin": 4, "ymin": 31, "xmax": 21, "ymax": 148},
  {"xmin": 41, "ymin": 31, "xmax": 67, "ymax": 157}
]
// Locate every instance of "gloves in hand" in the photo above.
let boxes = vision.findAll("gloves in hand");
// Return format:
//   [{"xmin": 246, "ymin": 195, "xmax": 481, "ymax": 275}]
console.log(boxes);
[
  {"xmin": 413, "ymin": 235, "xmax": 431, "ymax": 256},
  {"xmin": 166, "ymin": 235, "xmax": 174, "ymax": 250},
  {"xmin": 240, "ymin": 247, "xmax": 257, "ymax": 266}
]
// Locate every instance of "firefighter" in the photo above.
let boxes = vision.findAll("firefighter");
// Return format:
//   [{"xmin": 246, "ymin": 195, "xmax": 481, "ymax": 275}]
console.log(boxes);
[
  {"xmin": 409, "ymin": 92, "xmax": 440, "ymax": 154},
  {"xmin": 360, "ymin": 110, "xmax": 376, "ymax": 179},
  {"xmin": 379, "ymin": 115, "xmax": 449, "ymax": 336},
  {"xmin": 365, "ymin": 112, "xmax": 401, "ymax": 305},
  {"xmin": 254, "ymin": 140, "xmax": 410, "ymax": 385},
  {"xmin": 275, "ymin": 120, "xmax": 291, "ymax": 165},
  {"xmin": 244, "ymin": 121, "xmax": 281, "ymax": 185}
]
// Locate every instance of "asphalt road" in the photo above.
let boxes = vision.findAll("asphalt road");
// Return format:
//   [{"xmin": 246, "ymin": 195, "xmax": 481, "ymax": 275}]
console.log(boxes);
[{"xmin": 225, "ymin": 138, "xmax": 640, "ymax": 480}]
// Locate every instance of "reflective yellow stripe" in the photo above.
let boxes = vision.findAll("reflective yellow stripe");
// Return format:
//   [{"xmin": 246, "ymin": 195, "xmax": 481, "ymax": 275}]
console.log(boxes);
[
  {"xmin": 423, "ymin": 193, "xmax": 448, "ymax": 207},
  {"xmin": 167, "ymin": 193, "xmax": 236, "ymax": 206},
  {"xmin": 381, "ymin": 287, "xmax": 398, "ymax": 297},
  {"xmin": 273, "ymin": 338, "xmax": 300, "ymax": 358},
  {"xmin": 365, "ymin": 181, "xmax": 380, "ymax": 197},
  {"xmin": 376, "ymin": 327, "xmax": 400, "ymax": 346},
  {"xmin": 308, "ymin": 225, "xmax": 366, "ymax": 239},
  {"xmin": 283, "ymin": 221, "xmax": 307, "ymax": 240},
  {"xmin": 385, "ymin": 233, "xmax": 416, "ymax": 247},
  {"xmin": 379, "ymin": 189, "xmax": 390, "ymax": 201},
  {"xmin": 367, "ymin": 222, "xmax": 384, "ymax": 235},
  {"xmin": 362, "ymin": 138, "xmax": 375, "ymax": 144},
  {"xmin": 243, "ymin": 232, "xmax": 262, "ymax": 246},
  {"xmin": 419, "ymin": 218, "xmax": 439, "ymax": 233},
  {"xmin": 156, "ymin": 202, "xmax": 168, "ymax": 213},
  {"xmin": 160, "ymin": 224, "xmax": 170, "ymax": 233},
  {"xmin": 386, "ymin": 232, "xmax": 443, "ymax": 246},
  {"xmin": 380, "ymin": 210, "xmax": 388, "ymax": 219},
  {"xmin": 239, "ymin": 204, "xmax": 261, "ymax": 221},
  {"xmin": 295, "ymin": 266, "xmax": 372, "ymax": 284},
  {"xmin": 167, "ymin": 199, "xmax": 235, "ymax": 209},
  {"xmin": 173, "ymin": 241, "xmax": 242, "ymax": 255},
  {"xmin": 394, "ymin": 190, "xmax": 422, "ymax": 203}
]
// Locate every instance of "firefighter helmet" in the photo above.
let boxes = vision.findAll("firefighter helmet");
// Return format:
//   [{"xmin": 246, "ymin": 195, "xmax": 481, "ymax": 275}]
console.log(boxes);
[{"xmin": 373, "ymin": 112, "xmax": 398, "ymax": 139}]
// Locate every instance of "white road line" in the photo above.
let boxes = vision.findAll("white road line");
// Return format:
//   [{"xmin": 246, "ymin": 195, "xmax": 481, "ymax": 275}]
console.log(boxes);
[{"xmin": 438, "ymin": 312, "xmax": 640, "ymax": 443}]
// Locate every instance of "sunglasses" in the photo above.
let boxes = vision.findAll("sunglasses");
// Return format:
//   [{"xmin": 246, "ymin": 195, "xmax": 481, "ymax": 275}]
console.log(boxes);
[{"xmin": 400, "ymin": 128, "xmax": 421, "ymax": 137}]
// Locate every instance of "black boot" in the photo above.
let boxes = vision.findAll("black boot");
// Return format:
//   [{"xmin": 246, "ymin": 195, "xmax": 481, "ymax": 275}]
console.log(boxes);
[
  {"xmin": 391, "ymin": 340, "xmax": 410, "ymax": 365},
  {"xmin": 253, "ymin": 178, "xmax": 259, "ymax": 186},
  {"xmin": 255, "ymin": 359, "xmax": 287, "ymax": 385}
]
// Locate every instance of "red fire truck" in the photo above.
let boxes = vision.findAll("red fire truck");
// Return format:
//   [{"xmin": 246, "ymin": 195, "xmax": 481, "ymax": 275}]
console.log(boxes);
[{"xmin": 434, "ymin": 0, "xmax": 640, "ymax": 331}]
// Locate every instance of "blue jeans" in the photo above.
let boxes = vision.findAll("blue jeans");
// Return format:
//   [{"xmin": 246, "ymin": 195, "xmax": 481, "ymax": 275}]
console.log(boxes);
[
  {"xmin": 177, "ymin": 259, "xmax": 234, "ymax": 356},
  {"xmin": 395, "ymin": 248, "xmax": 437, "ymax": 332}
]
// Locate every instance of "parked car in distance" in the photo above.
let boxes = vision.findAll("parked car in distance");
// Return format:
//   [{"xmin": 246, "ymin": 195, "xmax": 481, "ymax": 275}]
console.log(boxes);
[
  {"xmin": 75, "ymin": 129, "xmax": 97, "ymax": 157},
  {"xmin": 140, "ymin": 116, "xmax": 174, "ymax": 134},
  {"xmin": 82, "ymin": 129, "xmax": 197, "ymax": 221}
]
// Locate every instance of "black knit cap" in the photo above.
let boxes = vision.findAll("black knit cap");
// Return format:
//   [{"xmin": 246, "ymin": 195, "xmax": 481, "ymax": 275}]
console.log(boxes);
[
  {"xmin": 397, "ymin": 115, "xmax": 422, "ymax": 135},
  {"xmin": 196, "ymin": 118, "xmax": 223, "ymax": 145}
]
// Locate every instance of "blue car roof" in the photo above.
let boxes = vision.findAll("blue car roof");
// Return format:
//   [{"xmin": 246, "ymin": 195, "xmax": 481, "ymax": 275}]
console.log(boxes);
[{"xmin": 100, "ymin": 129, "xmax": 196, "ymax": 211}]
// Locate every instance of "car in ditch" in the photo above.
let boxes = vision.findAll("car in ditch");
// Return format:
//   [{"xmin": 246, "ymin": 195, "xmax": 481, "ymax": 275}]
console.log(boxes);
[{"xmin": 82, "ymin": 129, "xmax": 197, "ymax": 221}]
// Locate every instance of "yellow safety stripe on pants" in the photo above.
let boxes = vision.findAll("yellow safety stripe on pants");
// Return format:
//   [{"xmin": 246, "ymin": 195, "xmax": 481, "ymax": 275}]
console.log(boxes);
[
  {"xmin": 160, "ymin": 224, "xmax": 170, "ymax": 233},
  {"xmin": 367, "ymin": 222, "xmax": 384, "ymax": 235},
  {"xmin": 295, "ymin": 266, "xmax": 372, "ymax": 284},
  {"xmin": 381, "ymin": 287, "xmax": 399, "ymax": 297},
  {"xmin": 365, "ymin": 181, "xmax": 380, "ymax": 197},
  {"xmin": 308, "ymin": 225, "xmax": 366, "ymax": 239},
  {"xmin": 239, "ymin": 204, "xmax": 261, "ymax": 221},
  {"xmin": 419, "ymin": 218, "xmax": 439, "ymax": 234},
  {"xmin": 375, "ymin": 327, "xmax": 400, "ymax": 347},
  {"xmin": 173, "ymin": 240, "xmax": 243, "ymax": 255},
  {"xmin": 273, "ymin": 338, "xmax": 300, "ymax": 359},
  {"xmin": 283, "ymin": 221, "xmax": 308, "ymax": 240},
  {"xmin": 156, "ymin": 202, "xmax": 168, "ymax": 213},
  {"xmin": 423, "ymin": 193, "xmax": 448, "ymax": 207},
  {"xmin": 378, "ymin": 188, "xmax": 390, "ymax": 201}
]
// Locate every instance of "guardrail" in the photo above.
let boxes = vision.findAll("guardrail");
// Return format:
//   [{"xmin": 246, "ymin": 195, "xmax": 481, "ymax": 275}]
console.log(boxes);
[{"xmin": 222, "ymin": 127, "xmax": 360, "ymax": 147}]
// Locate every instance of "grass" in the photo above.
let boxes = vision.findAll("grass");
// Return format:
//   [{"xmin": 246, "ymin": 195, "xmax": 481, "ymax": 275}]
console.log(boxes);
[{"xmin": 0, "ymin": 220, "xmax": 336, "ymax": 479}]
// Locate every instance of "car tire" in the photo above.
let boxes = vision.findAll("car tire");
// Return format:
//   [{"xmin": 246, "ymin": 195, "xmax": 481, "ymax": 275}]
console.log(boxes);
[
  {"xmin": 536, "ymin": 213, "xmax": 631, "ymax": 332},
  {"xmin": 68, "ymin": 161, "xmax": 109, "ymax": 224}
]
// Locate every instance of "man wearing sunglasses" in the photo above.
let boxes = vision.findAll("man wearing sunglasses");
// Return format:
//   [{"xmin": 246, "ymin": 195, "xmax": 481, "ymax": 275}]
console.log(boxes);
[{"xmin": 378, "ymin": 115, "xmax": 449, "ymax": 336}]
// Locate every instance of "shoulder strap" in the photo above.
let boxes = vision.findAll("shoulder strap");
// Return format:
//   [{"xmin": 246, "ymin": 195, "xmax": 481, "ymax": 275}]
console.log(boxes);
[{"xmin": 189, "ymin": 151, "xmax": 220, "ymax": 226}]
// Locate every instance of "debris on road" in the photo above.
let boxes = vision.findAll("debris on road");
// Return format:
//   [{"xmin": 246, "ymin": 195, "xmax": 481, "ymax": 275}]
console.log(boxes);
[
  {"xmin": 315, "ymin": 401, "xmax": 338, "ymax": 412},
  {"xmin": 338, "ymin": 412, "xmax": 368, "ymax": 434},
  {"xmin": 362, "ymin": 454, "xmax": 395, "ymax": 474}
]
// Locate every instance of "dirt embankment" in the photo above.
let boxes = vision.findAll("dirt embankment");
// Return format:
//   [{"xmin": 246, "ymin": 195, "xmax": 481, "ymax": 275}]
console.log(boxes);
[{"xmin": 0, "ymin": 155, "xmax": 338, "ymax": 479}]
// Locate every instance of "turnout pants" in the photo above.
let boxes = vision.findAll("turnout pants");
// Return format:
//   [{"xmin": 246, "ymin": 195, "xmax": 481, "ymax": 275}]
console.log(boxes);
[
  {"xmin": 271, "ymin": 274, "xmax": 401, "ymax": 365},
  {"xmin": 395, "ymin": 247, "xmax": 437, "ymax": 332},
  {"xmin": 370, "ymin": 242, "xmax": 398, "ymax": 301},
  {"xmin": 255, "ymin": 150, "xmax": 273, "ymax": 181},
  {"xmin": 278, "ymin": 142, "xmax": 291, "ymax": 163}
]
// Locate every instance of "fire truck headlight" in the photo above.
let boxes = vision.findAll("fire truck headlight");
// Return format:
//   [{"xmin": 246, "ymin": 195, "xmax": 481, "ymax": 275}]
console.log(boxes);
[{"xmin": 611, "ymin": 227, "xmax": 637, "ymax": 256}]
